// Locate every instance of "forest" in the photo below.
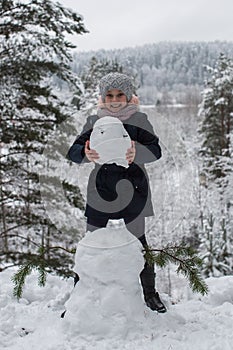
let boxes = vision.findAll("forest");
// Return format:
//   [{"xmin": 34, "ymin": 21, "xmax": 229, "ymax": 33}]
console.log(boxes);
[
  {"xmin": 72, "ymin": 40, "xmax": 233, "ymax": 104},
  {"xmin": 0, "ymin": 0, "xmax": 233, "ymax": 296}
]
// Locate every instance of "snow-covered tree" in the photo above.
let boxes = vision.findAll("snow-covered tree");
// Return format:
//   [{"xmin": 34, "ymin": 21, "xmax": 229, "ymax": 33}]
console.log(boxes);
[
  {"xmin": 197, "ymin": 53, "xmax": 233, "ymax": 276},
  {"xmin": 0, "ymin": 0, "xmax": 87, "ymax": 274},
  {"xmin": 199, "ymin": 53, "xmax": 233, "ymax": 184}
]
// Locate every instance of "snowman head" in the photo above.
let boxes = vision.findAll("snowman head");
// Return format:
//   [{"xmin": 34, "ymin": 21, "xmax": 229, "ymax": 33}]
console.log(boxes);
[{"xmin": 90, "ymin": 116, "xmax": 131, "ymax": 167}]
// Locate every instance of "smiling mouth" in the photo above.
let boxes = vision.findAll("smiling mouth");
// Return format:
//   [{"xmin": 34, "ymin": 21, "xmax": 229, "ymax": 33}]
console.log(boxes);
[{"xmin": 110, "ymin": 104, "xmax": 122, "ymax": 108}]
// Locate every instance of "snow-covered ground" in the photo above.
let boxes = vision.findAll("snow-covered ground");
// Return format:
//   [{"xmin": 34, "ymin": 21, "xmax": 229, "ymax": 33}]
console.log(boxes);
[
  {"xmin": 2, "ymin": 273, "xmax": 233, "ymax": 350},
  {"xmin": 1, "ymin": 228, "xmax": 233, "ymax": 350}
]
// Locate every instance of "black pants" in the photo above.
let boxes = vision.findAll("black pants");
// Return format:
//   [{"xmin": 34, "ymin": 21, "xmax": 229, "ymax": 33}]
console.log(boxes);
[{"xmin": 86, "ymin": 216, "xmax": 148, "ymax": 247}]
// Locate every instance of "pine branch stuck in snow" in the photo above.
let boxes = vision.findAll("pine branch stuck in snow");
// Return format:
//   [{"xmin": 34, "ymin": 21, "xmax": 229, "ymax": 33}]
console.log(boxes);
[
  {"xmin": 12, "ymin": 260, "xmax": 46, "ymax": 300},
  {"xmin": 11, "ymin": 245, "xmax": 76, "ymax": 299},
  {"xmin": 143, "ymin": 243, "xmax": 209, "ymax": 296}
]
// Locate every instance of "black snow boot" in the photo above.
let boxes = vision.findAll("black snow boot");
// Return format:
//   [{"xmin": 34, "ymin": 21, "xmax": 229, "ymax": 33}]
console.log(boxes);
[{"xmin": 140, "ymin": 263, "xmax": 167, "ymax": 313}]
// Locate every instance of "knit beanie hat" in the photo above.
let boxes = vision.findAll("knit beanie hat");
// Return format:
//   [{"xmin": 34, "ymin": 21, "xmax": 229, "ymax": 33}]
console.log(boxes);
[{"xmin": 99, "ymin": 72, "xmax": 134, "ymax": 102}]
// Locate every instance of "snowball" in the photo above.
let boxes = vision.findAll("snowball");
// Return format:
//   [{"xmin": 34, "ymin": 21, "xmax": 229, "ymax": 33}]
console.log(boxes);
[{"xmin": 90, "ymin": 116, "xmax": 131, "ymax": 168}]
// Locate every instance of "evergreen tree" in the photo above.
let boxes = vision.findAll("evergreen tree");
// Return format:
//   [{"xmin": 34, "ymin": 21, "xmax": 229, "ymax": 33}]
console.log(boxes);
[
  {"xmin": 199, "ymin": 53, "xmax": 233, "ymax": 184},
  {"xmin": 197, "ymin": 53, "xmax": 233, "ymax": 276},
  {"xmin": 0, "ymin": 0, "xmax": 87, "ymax": 275}
]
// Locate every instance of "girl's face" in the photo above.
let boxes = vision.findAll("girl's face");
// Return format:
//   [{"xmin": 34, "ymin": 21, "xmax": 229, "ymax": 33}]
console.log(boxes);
[{"xmin": 104, "ymin": 89, "xmax": 127, "ymax": 111}]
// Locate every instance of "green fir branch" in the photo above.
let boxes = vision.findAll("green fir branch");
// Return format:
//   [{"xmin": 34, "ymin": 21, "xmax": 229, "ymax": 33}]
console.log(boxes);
[
  {"xmin": 11, "ymin": 243, "xmax": 76, "ymax": 299},
  {"xmin": 143, "ymin": 243, "xmax": 208, "ymax": 296},
  {"xmin": 12, "ymin": 262, "xmax": 33, "ymax": 300},
  {"xmin": 12, "ymin": 247, "xmax": 48, "ymax": 299},
  {"xmin": 11, "ymin": 257, "xmax": 47, "ymax": 300}
]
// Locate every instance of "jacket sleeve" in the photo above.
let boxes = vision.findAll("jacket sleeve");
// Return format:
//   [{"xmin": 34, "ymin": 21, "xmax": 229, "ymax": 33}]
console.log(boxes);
[
  {"xmin": 133, "ymin": 114, "xmax": 162, "ymax": 164},
  {"xmin": 67, "ymin": 116, "xmax": 95, "ymax": 164}
]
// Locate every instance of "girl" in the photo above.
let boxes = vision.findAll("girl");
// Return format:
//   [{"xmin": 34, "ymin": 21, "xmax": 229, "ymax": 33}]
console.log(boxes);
[{"xmin": 68, "ymin": 72, "xmax": 166, "ymax": 313}]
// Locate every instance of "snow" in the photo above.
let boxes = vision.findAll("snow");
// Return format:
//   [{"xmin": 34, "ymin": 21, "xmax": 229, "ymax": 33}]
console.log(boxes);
[
  {"xmin": 215, "ymin": 97, "xmax": 226, "ymax": 105},
  {"xmin": 63, "ymin": 228, "xmax": 145, "ymax": 340},
  {"xmin": 1, "ymin": 227, "xmax": 233, "ymax": 350},
  {"xmin": 90, "ymin": 116, "xmax": 131, "ymax": 168}
]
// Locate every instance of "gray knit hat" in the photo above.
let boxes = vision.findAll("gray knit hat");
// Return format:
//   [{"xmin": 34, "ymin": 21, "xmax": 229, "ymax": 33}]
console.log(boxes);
[{"xmin": 99, "ymin": 72, "xmax": 134, "ymax": 102}]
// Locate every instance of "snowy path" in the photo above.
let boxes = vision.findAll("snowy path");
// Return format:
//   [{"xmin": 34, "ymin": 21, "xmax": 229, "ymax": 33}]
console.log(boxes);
[{"xmin": 1, "ymin": 268, "xmax": 233, "ymax": 350}]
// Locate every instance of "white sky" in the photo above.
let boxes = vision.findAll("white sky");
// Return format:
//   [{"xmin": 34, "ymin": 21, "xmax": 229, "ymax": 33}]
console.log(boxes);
[{"xmin": 59, "ymin": 0, "xmax": 233, "ymax": 52}]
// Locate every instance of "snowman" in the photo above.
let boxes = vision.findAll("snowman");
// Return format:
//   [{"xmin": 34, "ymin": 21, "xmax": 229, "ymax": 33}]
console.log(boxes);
[{"xmin": 90, "ymin": 116, "xmax": 131, "ymax": 168}]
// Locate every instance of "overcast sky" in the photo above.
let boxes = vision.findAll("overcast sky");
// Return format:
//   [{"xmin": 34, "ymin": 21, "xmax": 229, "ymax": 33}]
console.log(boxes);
[{"xmin": 59, "ymin": 0, "xmax": 233, "ymax": 52}]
